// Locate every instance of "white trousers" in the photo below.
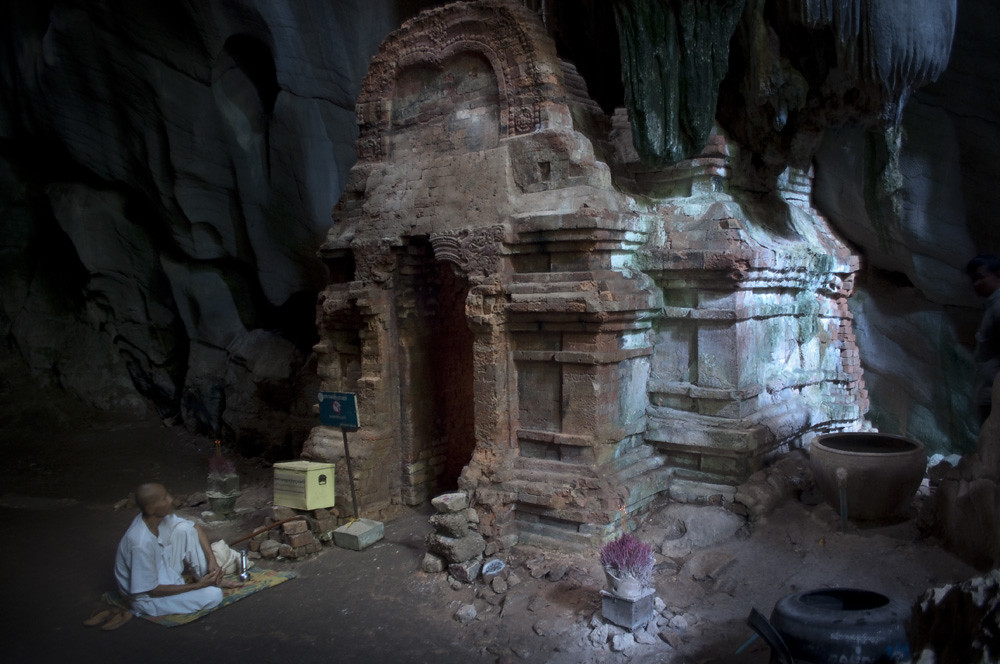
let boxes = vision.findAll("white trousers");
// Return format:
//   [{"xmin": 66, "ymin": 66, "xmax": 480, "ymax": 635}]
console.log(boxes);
[{"xmin": 132, "ymin": 518, "xmax": 223, "ymax": 616}]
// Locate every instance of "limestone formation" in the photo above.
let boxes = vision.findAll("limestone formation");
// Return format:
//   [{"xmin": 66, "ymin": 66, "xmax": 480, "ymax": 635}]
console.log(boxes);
[
  {"xmin": 0, "ymin": 0, "xmax": 440, "ymax": 451},
  {"xmin": 931, "ymin": 377, "xmax": 1000, "ymax": 569}
]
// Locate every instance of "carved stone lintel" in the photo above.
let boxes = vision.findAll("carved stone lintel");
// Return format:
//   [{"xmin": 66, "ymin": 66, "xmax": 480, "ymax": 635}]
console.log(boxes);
[{"xmin": 430, "ymin": 227, "xmax": 505, "ymax": 278}]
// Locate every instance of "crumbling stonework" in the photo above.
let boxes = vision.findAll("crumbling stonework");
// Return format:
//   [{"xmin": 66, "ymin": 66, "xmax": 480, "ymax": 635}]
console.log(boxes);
[{"xmin": 303, "ymin": 0, "xmax": 869, "ymax": 551}]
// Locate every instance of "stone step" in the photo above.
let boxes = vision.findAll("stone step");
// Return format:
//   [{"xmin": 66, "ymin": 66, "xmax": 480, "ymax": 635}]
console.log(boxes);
[
  {"xmin": 515, "ymin": 520, "xmax": 596, "ymax": 554},
  {"xmin": 607, "ymin": 450, "xmax": 664, "ymax": 482}
]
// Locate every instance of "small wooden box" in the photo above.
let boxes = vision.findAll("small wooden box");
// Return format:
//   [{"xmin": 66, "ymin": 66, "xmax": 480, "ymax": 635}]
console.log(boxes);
[{"xmin": 273, "ymin": 460, "xmax": 335, "ymax": 510}]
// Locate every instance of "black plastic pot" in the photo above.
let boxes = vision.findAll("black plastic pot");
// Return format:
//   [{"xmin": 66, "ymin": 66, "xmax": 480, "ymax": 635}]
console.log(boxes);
[{"xmin": 749, "ymin": 588, "xmax": 911, "ymax": 664}]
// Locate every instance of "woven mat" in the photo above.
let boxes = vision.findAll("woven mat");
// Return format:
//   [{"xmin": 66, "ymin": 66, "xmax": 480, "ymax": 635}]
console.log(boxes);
[{"xmin": 103, "ymin": 568, "xmax": 297, "ymax": 627}]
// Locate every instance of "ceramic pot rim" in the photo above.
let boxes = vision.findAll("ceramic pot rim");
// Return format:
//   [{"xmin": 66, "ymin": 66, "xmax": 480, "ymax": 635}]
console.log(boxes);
[{"xmin": 812, "ymin": 432, "xmax": 925, "ymax": 458}]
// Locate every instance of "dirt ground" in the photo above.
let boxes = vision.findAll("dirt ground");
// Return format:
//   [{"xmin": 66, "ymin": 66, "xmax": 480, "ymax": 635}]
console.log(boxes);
[{"xmin": 0, "ymin": 380, "xmax": 980, "ymax": 663}]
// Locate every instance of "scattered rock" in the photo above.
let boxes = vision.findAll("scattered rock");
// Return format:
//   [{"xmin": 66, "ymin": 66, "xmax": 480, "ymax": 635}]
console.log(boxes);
[
  {"xmin": 482, "ymin": 591, "xmax": 504, "ymax": 607},
  {"xmin": 657, "ymin": 504, "xmax": 747, "ymax": 557},
  {"xmin": 527, "ymin": 595, "xmax": 548, "ymax": 612},
  {"xmin": 259, "ymin": 540, "xmax": 280, "ymax": 559},
  {"xmin": 432, "ymin": 492, "xmax": 469, "ymax": 513},
  {"xmin": 611, "ymin": 632, "xmax": 636, "ymax": 652},
  {"xmin": 634, "ymin": 624, "xmax": 660, "ymax": 645},
  {"xmin": 547, "ymin": 564, "xmax": 568, "ymax": 582},
  {"xmin": 669, "ymin": 614, "xmax": 689, "ymax": 631},
  {"xmin": 449, "ymin": 559, "xmax": 482, "ymax": 584},
  {"xmin": 735, "ymin": 451, "xmax": 811, "ymax": 518},
  {"xmin": 509, "ymin": 644, "xmax": 532, "ymax": 659},
  {"xmin": 491, "ymin": 576, "xmax": 508, "ymax": 594},
  {"xmin": 455, "ymin": 604, "xmax": 477, "ymax": 623},
  {"xmin": 660, "ymin": 628, "xmax": 683, "ymax": 648},
  {"xmin": 481, "ymin": 558, "xmax": 506, "ymax": 579},
  {"xmin": 684, "ymin": 550, "xmax": 736, "ymax": 581},
  {"xmin": 663, "ymin": 518, "xmax": 687, "ymax": 540},
  {"xmin": 422, "ymin": 552, "xmax": 446, "ymax": 573},
  {"xmin": 532, "ymin": 621, "xmax": 549, "ymax": 636},
  {"xmin": 588, "ymin": 623, "xmax": 610, "ymax": 646},
  {"xmin": 507, "ymin": 572, "xmax": 522, "ymax": 588}
]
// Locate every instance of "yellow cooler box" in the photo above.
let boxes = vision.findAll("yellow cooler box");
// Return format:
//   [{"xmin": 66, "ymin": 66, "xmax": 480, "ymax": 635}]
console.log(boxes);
[{"xmin": 273, "ymin": 460, "xmax": 335, "ymax": 510}]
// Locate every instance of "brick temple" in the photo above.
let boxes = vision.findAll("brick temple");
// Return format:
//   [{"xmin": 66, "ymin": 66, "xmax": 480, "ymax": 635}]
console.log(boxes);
[{"xmin": 303, "ymin": 0, "xmax": 868, "ymax": 552}]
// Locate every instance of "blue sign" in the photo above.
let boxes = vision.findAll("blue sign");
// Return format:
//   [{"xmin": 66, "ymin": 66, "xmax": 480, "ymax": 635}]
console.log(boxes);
[{"xmin": 318, "ymin": 392, "xmax": 360, "ymax": 430}]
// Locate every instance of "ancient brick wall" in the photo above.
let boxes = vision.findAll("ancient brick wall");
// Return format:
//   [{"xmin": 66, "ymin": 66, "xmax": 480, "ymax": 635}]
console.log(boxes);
[{"xmin": 303, "ymin": 0, "xmax": 870, "ymax": 551}]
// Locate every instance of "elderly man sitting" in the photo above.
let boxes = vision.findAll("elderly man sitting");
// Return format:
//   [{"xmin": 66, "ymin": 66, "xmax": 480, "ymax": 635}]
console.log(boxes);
[{"xmin": 114, "ymin": 482, "xmax": 242, "ymax": 617}]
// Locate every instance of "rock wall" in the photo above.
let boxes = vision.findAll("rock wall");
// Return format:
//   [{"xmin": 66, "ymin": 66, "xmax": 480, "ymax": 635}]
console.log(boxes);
[
  {"xmin": 0, "ymin": 0, "xmax": 996, "ymax": 472},
  {"xmin": 813, "ymin": 0, "xmax": 1000, "ymax": 454},
  {"xmin": 0, "ymin": 0, "xmax": 438, "ymax": 454}
]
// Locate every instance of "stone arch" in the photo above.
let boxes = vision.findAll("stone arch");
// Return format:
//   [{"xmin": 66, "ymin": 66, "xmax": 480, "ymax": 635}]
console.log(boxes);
[{"xmin": 354, "ymin": 0, "xmax": 564, "ymax": 161}]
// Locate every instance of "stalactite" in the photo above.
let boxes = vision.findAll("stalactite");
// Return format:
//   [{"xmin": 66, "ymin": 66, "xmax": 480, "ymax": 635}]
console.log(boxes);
[{"xmin": 612, "ymin": 0, "xmax": 746, "ymax": 168}]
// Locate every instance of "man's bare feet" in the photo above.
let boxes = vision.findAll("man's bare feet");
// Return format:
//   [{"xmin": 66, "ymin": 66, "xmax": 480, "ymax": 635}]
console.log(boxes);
[{"xmin": 219, "ymin": 578, "xmax": 245, "ymax": 589}]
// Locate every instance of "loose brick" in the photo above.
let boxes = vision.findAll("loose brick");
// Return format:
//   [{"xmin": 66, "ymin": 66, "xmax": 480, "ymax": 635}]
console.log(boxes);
[
  {"xmin": 282, "ymin": 519, "xmax": 309, "ymax": 535},
  {"xmin": 286, "ymin": 531, "xmax": 316, "ymax": 548}
]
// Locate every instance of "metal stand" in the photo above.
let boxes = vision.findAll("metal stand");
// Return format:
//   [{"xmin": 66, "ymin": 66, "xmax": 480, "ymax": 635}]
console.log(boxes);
[{"xmin": 341, "ymin": 427, "xmax": 360, "ymax": 520}]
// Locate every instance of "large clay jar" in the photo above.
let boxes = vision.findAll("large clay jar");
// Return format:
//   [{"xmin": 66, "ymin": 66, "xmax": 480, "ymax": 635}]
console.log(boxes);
[
  {"xmin": 763, "ymin": 588, "xmax": 911, "ymax": 663},
  {"xmin": 809, "ymin": 432, "xmax": 926, "ymax": 521}
]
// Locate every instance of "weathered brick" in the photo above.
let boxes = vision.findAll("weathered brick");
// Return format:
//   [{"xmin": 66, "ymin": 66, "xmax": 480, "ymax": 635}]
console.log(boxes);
[
  {"xmin": 312, "ymin": 517, "xmax": 335, "ymax": 533},
  {"xmin": 286, "ymin": 531, "xmax": 316, "ymax": 548},
  {"xmin": 282, "ymin": 519, "xmax": 309, "ymax": 535}
]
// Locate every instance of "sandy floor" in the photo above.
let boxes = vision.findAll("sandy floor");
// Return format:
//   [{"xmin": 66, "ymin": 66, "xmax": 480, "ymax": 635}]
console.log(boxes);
[{"xmin": 0, "ymin": 380, "xmax": 979, "ymax": 663}]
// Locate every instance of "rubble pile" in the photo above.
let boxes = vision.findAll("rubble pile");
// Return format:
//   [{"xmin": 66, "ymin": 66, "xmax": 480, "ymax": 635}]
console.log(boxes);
[
  {"xmin": 423, "ymin": 491, "xmax": 486, "ymax": 583},
  {"xmin": 247, "ymin": 506, "xmax": 338, "ymax": 560}
]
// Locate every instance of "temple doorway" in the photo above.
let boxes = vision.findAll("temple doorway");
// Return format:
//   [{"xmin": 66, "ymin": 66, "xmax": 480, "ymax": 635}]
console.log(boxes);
[{"xmin": 395, "ymin": 237, "xmax": 476, "ymax": 502}]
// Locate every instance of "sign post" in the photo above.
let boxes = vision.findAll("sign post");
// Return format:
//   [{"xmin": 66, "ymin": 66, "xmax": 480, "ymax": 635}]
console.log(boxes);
[
  {"xmin": 318, "ymin": 391, "xmax": 384, "ymax": 550},
  {"xmin": 318, "ymin": 391, "xmax": 361, "ymax": 519}
]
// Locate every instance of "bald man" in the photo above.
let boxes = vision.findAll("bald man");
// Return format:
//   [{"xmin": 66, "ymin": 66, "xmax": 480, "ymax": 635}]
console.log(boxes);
[{"xmin": 114, "ymin": 483, "xmax": 241, "ymax": 616}]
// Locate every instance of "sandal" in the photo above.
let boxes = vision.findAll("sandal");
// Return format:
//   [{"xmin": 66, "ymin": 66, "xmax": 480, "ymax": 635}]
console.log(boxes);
[
  {"xmin": 101, "ymin": 609, "xmax": 133, "ymax": 631},
  {"xmin": 82, "ymin": 608, "xmax": 115, "ymax": 627}
]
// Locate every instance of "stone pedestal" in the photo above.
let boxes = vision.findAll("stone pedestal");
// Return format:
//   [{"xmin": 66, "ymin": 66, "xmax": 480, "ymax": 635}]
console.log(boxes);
[
  {"xmin": 601, "ymin": 589, "xmax": 655, "ymax": 631},
  {"xmin": 333, "ymin": 518, "xmax": 385, "ymax": 551}
]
